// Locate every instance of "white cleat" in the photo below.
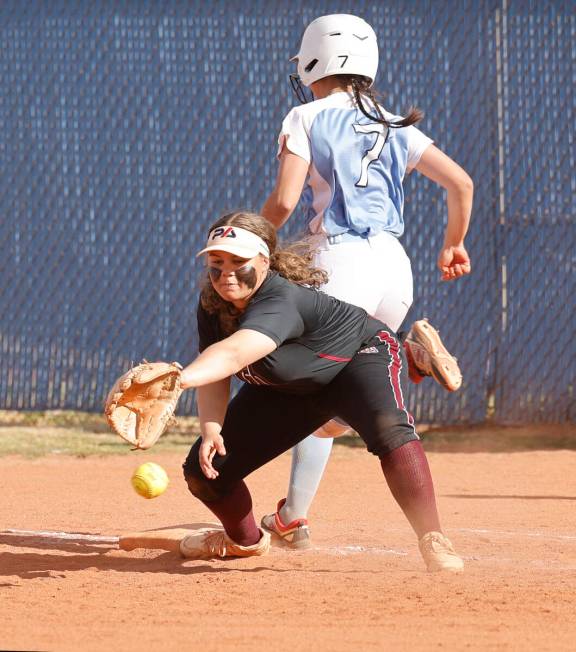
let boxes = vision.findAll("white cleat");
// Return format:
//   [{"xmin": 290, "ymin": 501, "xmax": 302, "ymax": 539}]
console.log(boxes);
[
  {"xmin": 405, "ymin": 319, "xmax": 462, "ymax": 392},
  {"xmin": 419, "ymin": 531, "xmax": 464, "ymax": 572},
  {"xmin": 179, "ymin": 527, "xmax": 270, "ymax": 560}
]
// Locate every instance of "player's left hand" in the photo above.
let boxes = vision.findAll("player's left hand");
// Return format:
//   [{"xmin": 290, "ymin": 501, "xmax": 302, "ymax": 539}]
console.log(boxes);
[
  {"xmin": 437, "ymin": 245, "xmax": 471, "ymax": 281},
  {"xmin": 199, "ymin": 433, "xmax": 226, "ymax": 479},
  {"xmin": 104, "ymin": 360, "xmax": 183, "ymax": 450}
]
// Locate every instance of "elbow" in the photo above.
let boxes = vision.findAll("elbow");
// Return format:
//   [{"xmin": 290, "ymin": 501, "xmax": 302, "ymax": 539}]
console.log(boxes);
[
  {"xmin": 262, "ymin": 192, "xmax": 297, "ymax": 228},
  {"xmin": 458, "ymin": 172, "xmax": 474, "ymax": 196},
  {"xmin": 447, "ymin": 171, "xmax": 474, "ymax": 199},
  {"xmin": 274, "ymin": 193, "xmax": 298, "ymax": 217}
]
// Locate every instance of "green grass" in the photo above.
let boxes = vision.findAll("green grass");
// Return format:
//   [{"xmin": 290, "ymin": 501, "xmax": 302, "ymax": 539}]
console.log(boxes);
[
  {"xmin": 0, "ymin": 410, "xmax": 200, "ymax": 458},
  {"xmin": 0, "ymin": 427, "xmax": 200, "ymax": 458},
  {"xmin": 0, "ymin": 411, "xmax": 573, "ymax": 458}
]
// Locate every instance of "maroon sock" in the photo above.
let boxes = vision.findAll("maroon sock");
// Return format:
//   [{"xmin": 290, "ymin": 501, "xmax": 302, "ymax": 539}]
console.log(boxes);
[
  {"xmin": 201, "ymin": 480, "xmax": 260, "ymax": 547},
  {"xmin": 379, "ymin": 440, "xmax": 441, "ymax": 538}
]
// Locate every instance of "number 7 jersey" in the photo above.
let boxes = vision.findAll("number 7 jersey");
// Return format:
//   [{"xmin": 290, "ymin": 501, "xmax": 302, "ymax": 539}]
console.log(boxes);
[{"xmin": 277, "ymin": 91, "xmax": 433, "ymax": 238}]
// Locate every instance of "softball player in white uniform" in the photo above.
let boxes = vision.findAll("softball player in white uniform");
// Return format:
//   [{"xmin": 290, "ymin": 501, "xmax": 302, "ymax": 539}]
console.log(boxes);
[{"xmin": 260, "ymin": 14, "xmax": 474, "ymax": 547}]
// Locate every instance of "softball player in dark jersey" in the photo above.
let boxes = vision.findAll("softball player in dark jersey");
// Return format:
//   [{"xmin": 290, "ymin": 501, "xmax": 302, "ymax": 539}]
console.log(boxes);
[{"xmin": 172, "ymin": 211, "xmax": 463, "ymax": 572}]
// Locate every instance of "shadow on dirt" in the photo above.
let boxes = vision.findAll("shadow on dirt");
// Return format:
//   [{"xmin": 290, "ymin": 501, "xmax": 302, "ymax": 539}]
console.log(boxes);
[
  {"xmin": 0, "ymin": 521, "xmax": 278, "ymax": 580},
  {"xmin": 0, "ymin": 522, "xmax": 309, "ymax": 580},
  {"xmin": 0, "ymin": 550, "xmax": 278, "ymax": 580},
  {"xmin": 445, "ymin": 494, "xmax": 576, "ymax": 501}
]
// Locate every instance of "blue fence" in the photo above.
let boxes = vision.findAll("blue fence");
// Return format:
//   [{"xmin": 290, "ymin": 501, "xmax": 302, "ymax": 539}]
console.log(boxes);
[{"xmin": 0, "ymin": 1, "xmax": 573, "ymax": 423}]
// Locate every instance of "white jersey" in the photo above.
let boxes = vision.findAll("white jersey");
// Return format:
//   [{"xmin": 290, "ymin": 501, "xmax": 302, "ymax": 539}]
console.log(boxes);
[{"xmin": 278, "ymin": 91, "xmax": 433, "ymax": 238}]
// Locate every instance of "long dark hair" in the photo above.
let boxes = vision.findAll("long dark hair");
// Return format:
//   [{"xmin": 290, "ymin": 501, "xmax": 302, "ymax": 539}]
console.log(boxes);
[
  {"xmin": 200, "ymin": 212, "xmax": 328, "ymax": 335},
  {"xmin": 336, "ymin": 74, "xmax": 423, "ymax": 128}
]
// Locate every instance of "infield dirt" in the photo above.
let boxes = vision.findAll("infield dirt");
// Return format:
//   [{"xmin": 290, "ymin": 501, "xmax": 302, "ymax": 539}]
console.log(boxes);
[{"xmin": 1, "ymin": 442, "xmax": 575, "ymax": 651}]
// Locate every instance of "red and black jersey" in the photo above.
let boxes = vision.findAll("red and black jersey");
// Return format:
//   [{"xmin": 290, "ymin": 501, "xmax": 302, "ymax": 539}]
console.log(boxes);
[{"xmin": 197, "ymin": 272, "xmax": 384, "ymax": 394}]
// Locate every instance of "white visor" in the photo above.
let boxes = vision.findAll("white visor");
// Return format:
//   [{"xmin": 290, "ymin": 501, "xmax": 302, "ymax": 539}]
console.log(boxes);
[{"xmin": 196, "ymin": 225, "xmax": 270, "ymax": 259}]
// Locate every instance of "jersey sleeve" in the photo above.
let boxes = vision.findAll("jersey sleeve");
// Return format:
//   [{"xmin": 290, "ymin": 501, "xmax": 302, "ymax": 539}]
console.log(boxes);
[
  {"xmin": 238, "ymin": 293, "xmax": 305, "ymax": 347},
  {"xmin": 405, "ymin": 125, "xmax": 434, "ymax": 170},
  {"xmin": 277, "ymin": 107, "xmax": 312, "ymax": 163},
  {"xmin": 197, "ymin": 301, "xmax": 220, "ymax": 353}
]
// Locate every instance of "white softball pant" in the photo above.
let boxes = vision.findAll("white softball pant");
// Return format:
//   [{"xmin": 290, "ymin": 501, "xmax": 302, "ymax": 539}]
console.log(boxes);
[
  {"xmin": 280, "ymin": 230, "xmax": 414, "ymax": 523},
  {"xmin": 310, "ymin": 230, "xmax": 413, "ymax": 332}
]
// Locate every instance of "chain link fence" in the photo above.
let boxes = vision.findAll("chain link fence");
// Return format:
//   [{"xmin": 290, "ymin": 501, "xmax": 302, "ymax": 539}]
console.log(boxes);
[{"xmin": 0, "ymin": 1, "xmax": 573, "ymax": 423}]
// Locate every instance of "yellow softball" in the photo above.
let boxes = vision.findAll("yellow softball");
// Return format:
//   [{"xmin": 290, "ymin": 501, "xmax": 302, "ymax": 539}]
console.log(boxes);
[{"xmin": 131, "ymin": 462, "xmax": 169, "ymax": 499}]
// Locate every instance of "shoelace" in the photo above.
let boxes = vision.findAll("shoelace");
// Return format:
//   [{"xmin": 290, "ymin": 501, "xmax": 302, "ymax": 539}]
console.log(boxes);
[
  {"xmin": 202, "ymin": 530, "xmax": 229, "ymax": 557},
  {"xmin": 420, "ymin": 534, "xmax": 454, "ymax": 555}
]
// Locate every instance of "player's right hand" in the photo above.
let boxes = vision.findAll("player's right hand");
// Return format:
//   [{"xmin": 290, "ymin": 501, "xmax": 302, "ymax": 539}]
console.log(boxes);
[{"xmin": 199, "ymin": 434, "xmax": 226, "ymax": 479}]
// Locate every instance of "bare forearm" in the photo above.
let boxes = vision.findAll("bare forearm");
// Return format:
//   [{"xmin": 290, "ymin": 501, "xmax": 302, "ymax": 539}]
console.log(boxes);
[
  {"xmin": 261, "ymin": 149, "xmax": 308, "ymax": 229},
  {"xmin": 415, "ymin": 145, "xmax": 474, "ymax": 246},
  {"xmin": 180, "ymin": 346, "xmax": 241, "ymax": 390},
  {"xmin": 444, "ymin": 179, "xmax": 473, "ymax": 247},
  {"xmin": 180, "ymin": 330, "xmax": 277, "ymax": 390},
  {"xmin": 197, "ymin": 381, "xmax": 229, "ymax": 438}
]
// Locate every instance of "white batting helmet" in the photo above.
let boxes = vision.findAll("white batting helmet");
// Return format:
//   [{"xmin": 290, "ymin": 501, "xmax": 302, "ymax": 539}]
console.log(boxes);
[{"xmin": 291, "ymin": 14, "xmax": 379, "ymax": 87}]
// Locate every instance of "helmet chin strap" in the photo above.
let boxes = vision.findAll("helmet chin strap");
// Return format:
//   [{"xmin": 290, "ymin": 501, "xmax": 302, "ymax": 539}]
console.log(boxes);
[{"xmin": 289, "ymin": 74, "xmax": 314, "ymax": 104}]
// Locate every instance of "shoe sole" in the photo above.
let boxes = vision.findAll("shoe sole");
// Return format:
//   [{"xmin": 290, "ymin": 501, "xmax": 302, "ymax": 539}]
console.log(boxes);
[{"xmin": 411, "ymin": 321, "xmax": 462, "ymax": 392}]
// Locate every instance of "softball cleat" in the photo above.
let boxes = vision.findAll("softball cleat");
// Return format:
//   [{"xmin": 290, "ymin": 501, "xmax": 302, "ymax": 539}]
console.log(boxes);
[
  {"xmin": 418, "ymin": 531, "xmax": 464, "ymax": 572},
  {"xmin": 405, "ymin": 319, "xmax": 462, "ymax": 392},
  {"xmin": 260, "ymin": 499, "xmax": 311, "ymax": 549},
  {"xmin": 179, "ymin": 527, "xmax": 270, "ymax": 560}
]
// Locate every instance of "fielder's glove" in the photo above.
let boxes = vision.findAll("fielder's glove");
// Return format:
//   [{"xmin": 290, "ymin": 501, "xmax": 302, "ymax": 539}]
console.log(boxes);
[{"xmin": 104, "ymin": 361, "xmax": 184, "ymax": 450}]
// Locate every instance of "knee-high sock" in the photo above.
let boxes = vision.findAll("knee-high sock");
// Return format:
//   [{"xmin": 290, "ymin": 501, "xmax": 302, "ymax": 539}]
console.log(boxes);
[
  {"xmin": 379, "ymin": 440, "xmax": 441, "ymax": 538},
  {"xmin": 279, "ymin": 434, "xmax": 334, "ymax": 523},
  {"xmin": 202, "ymin": 480, "xmax": 260, "ymax": 547}
]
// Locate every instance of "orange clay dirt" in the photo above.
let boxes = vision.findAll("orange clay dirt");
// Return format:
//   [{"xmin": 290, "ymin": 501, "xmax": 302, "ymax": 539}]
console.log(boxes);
[{"xmin": 1, "ymin": 438, "xmax": 576, "ymax": 651}]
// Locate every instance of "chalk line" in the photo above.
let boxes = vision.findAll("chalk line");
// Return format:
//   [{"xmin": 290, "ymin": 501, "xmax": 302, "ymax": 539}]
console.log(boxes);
[{"xmin": 1, "ymin": 529, "xmax": 119, "ymax": 544}]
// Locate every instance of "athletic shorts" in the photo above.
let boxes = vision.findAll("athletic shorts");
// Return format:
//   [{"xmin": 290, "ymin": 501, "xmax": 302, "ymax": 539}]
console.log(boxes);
[{"xmin": 183, "ymin": 328, "xmax": 419, "ymax": 495}]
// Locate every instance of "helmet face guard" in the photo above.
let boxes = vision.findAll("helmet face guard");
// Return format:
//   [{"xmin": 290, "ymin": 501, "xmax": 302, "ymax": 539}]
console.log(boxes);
[
  {"xmin": 291, "ymin": 14, "xmax": 379, "ymax": 88},
  {"xmin": 289, "ymin": 74, "xmax": 314, "ymax": 104}
]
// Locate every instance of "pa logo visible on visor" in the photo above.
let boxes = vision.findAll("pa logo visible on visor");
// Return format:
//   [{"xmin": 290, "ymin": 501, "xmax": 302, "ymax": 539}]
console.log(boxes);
[{"xmin": 211, "ymin": 227, "xmax": 236, "ymax": 239}]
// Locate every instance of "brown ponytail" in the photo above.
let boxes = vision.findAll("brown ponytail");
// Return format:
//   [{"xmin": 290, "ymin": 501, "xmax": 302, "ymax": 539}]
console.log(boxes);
[{"xmin": 336, "ymin": 74, "xmax": 423, "ymax": 128}]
